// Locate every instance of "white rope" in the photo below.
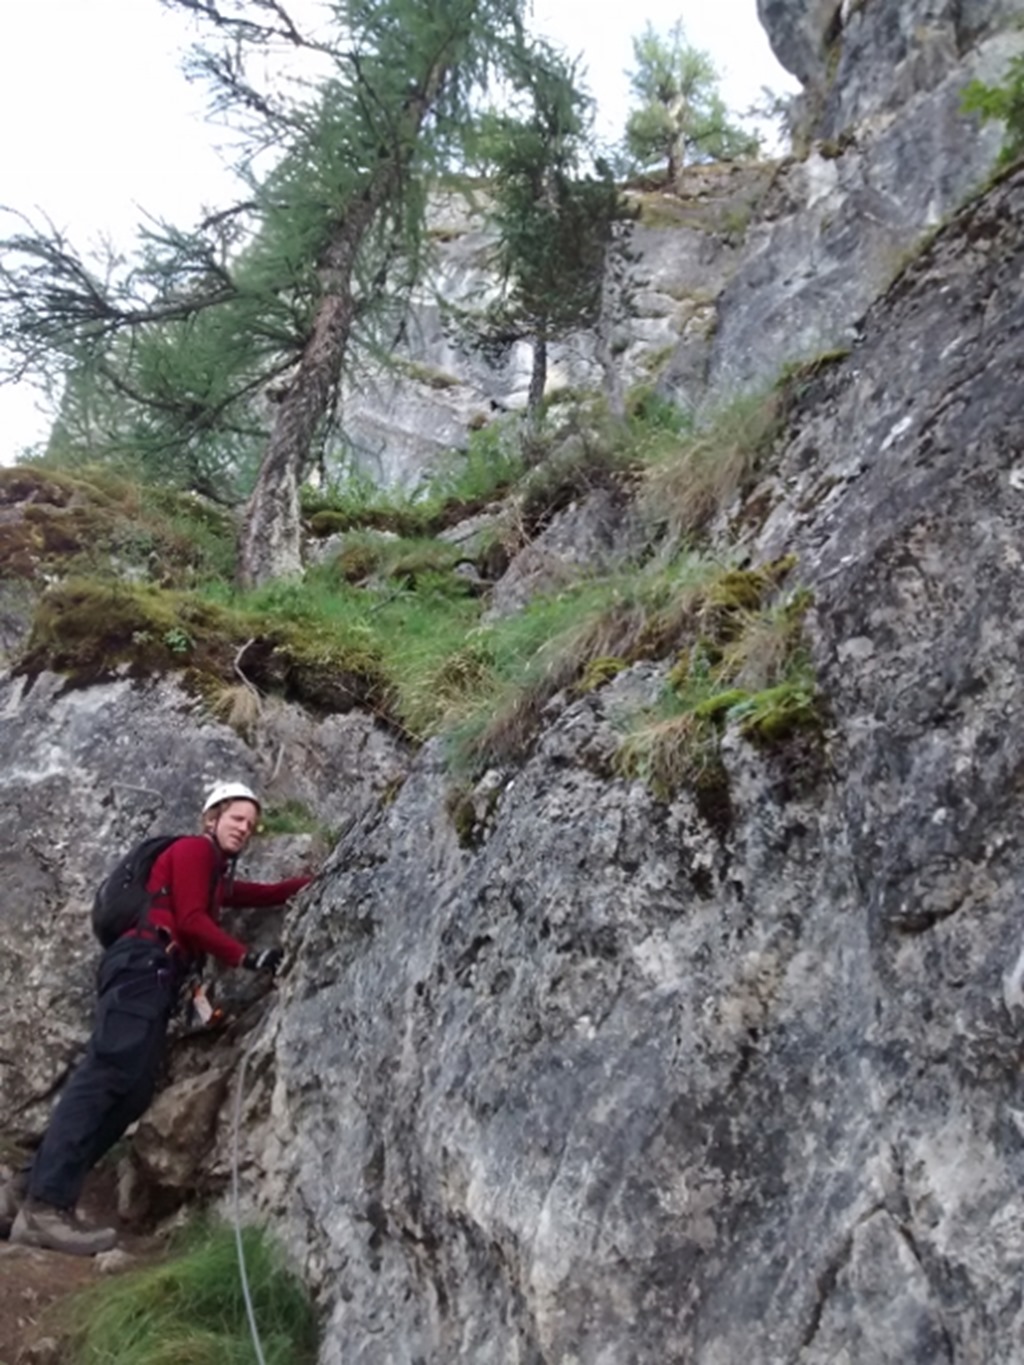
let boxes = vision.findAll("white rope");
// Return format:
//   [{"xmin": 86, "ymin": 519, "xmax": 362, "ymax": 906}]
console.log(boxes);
[{"xmin": 232, "ymin": 1028, "xmax": 268, "ymax": 1365}]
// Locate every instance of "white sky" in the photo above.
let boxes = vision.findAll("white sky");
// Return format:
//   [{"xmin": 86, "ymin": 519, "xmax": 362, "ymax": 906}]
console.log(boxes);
[{"xmin": 0, "ymin": 0, "xmax": 798, "ymax": 461}]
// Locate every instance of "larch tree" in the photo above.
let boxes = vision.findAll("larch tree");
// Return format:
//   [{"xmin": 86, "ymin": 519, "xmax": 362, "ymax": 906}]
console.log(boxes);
[
  {"xmin": 457, "ymin": 47, "xmax": 636, "ymax": 435},
  {"xmin": 625, "ymin": 20, "xmax": 760, "ymax": 184},
  {"xmin": 0, "ymin": 0, "xmax": 531, "ymax": 586}
]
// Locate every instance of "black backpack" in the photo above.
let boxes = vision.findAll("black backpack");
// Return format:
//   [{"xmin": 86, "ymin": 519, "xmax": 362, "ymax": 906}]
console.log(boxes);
[{"xmin": 91, "ymin": 835, "xmax": 182, "ymax": 947}]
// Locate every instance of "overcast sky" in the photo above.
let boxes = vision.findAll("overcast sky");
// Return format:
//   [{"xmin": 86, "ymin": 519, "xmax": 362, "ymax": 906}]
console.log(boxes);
[{"xmin": 0, "ymin": 0, "xmax": 798, "ymax": 461}]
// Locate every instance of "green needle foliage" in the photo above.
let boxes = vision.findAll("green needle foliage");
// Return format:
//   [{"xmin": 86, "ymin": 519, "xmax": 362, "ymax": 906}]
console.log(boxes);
[
  {"xmin": 962, "ymin": 51, "xmax": 1024, "ymax": 165},
  {"xmin": 64, "ymin": 1221, "xmax": 318, "ymax": 1365},
  {"xmin": 460, "ymin": 45, "xmax": 636, "ymax": 428},
  {"xmin": 625, "ymin": 20, "xmax": 761, "ymax": 183},
  {"xmin": 0, "ymin": 0, "xmax": 541, "ymax": 586}
]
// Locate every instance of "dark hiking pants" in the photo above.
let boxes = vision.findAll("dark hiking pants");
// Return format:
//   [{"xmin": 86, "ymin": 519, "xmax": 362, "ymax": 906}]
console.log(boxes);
[{"xmin": 29, "ymin": 936, "xmax": 178, "ymax": 1210}]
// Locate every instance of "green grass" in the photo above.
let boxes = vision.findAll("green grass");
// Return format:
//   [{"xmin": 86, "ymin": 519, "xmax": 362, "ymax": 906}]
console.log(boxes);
[
  {"xmin": 11, "ymin": 381, "xmax": 818, "ymax": 791},
  {"xmin": 447, "ymin": 555, "xmax": 721, "ymax": 771},
  {"xmin": 640, "ymin": 389, "xmax": 783, "ymax": 541},
  {"xmin": 208, "ymin": 548, "xmax": 483, "ymax": 738},
  {"xmin": 614, "ymin": 574, "xmax": 822, "ymax": 802},
  {"xmin": 302, "ymin": 418, "xmax": 526, "ymax": 538},
  {"xmin": 64, "ymin": 1221, "xmax": 318, "ymax": 1365}
]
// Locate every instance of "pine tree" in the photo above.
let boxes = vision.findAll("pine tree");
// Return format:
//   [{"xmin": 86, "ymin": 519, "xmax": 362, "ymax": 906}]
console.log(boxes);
[
  {"xmin": 457, "ymin": 47, "xmax": 635, "ymax": 435},
  {"xmin": 0, "ymin": 0, "xmax": 531, "ymax": 586},
  {"xmin": 625, "ymin": 21, "xmax": 760, "ymax": 184}
]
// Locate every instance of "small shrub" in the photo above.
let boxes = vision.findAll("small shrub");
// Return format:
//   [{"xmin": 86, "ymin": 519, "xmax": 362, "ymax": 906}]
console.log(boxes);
[
  {"xmin": 260, "ymin": 800, "xmax": 321, "ymax": 835},
  {"xmin": 421, "ymin": 418, "xmax": 525, "ymax": 514},
  {"xmin": 627, "ymin": 385, "xmax": 692, "ymax": 435},
  {"xmin": 962, "ymin": 52, "xmax": 1024, "ymax": 165}
]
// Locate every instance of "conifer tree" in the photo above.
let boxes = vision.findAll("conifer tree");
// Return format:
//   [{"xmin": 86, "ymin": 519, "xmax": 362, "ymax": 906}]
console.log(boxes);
[
  {"xmin": 0, "ymin": 0, "xmax": 530, "ymax": 586},
  {"xmin": 625, "ymin": 21, "xmax": 760, "ymax": 183},
  {"xmin": 458, "ymin": 47, "xmax": 635, "ymax": 434}
]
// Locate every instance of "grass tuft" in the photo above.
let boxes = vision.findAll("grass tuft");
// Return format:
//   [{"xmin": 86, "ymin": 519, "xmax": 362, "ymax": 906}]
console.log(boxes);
[
  {"xmin": 640, "ymin": 390, "xmax": 782, "ymax": 542},
  {"xmin": 64, "ymin": 1221, "xmax": 318, "ymax": 1365},
  {"xmin": 614, "ymin": 569, "xmax": 822, "ymax": 806}
]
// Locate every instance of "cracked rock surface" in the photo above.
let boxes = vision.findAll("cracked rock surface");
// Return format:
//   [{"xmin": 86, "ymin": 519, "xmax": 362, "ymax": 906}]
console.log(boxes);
[{"xmin": 241, "ymin": 167, "xmax": 1024, "ymax": 1363}]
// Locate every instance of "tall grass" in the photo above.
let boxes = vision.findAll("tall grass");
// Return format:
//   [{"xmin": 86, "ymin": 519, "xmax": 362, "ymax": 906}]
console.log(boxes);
[
  {"xmin": 640, "ymin": 390, "xmax": 782, "ymax": 542},
  {"xmin": 65, "ymin": 1221, "xmax": 318, "ymax": 1365},
  {"xmin": 448, "ymin": 555, "xmax": 720, "ymax": 770}
]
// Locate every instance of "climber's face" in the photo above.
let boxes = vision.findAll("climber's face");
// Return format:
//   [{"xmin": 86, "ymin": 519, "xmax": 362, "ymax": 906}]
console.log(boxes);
[{"xmin": 213, "ymin": 799, "xmax": 259, "ymax": 854}]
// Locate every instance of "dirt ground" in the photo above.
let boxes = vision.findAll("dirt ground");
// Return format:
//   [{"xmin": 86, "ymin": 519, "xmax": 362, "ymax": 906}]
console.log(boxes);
[
  {"xmin": 0, "ymin": 1172, "xmax": 160, "ymax": 1365},
  {"xmin": 0, "ymin": 1243, "xmax": 97, "ymax": 1364}
]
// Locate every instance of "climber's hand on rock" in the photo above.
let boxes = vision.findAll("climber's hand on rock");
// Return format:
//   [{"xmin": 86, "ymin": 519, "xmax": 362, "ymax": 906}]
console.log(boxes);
[{"xmin": 243, "ymin": 947, "xmax": 284, "ymax": 977}]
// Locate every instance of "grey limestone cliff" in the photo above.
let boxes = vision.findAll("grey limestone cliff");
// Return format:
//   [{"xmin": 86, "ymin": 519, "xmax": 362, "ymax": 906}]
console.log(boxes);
[
  {"xmin": 2, "ymin": 4, "xmax": 1024, "ymax": 1362},
  {"xmin": 340, "ymin": 0, "xmax": 1021, "ymax": 488},
  {"xmin": 236, "ymin": 164, "xmax": 1024, "ymax": 1364}
]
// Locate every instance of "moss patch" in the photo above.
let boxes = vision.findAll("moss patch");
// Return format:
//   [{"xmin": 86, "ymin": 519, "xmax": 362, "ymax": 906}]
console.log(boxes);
[
  {"xmin": 612, "ymin": 561, "xmax": 824, "ymax": 815},
  {"xmin": 17, "ymin": 578, "xmax": 392, "ymax": 723},
  {"xmin": 0, "ymin": 466, "xmax": 235, "ymax": 588}
]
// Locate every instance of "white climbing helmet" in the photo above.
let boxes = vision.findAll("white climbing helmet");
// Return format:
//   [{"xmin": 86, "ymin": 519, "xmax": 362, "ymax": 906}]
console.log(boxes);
[{"xmin": 202, "ymin": 780, "xmax": 262, "ymax": 815}]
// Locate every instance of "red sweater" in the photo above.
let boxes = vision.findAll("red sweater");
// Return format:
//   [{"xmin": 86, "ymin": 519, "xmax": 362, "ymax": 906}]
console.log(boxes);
[{"xmin": 145, "ymin": 835, "xmax": 310, "ymax": 967}]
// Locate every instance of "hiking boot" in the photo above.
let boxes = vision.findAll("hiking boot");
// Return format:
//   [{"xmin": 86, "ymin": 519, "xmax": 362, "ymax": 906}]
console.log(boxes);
[
  {"xmin": 0, "ymin": 1171, "xmax": 28, "ymax": 1239},
  {"xmin": 10, "ymin": 1197, "xmax": 117, "ymax": 1256}
]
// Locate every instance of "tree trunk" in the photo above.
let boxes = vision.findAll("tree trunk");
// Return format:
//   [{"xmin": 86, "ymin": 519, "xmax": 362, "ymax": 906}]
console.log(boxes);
[
  {"xmin": 525, "ymin": 332, "xmax": 547, "ymax": 438},
  {"xmin": 238, "ymin": 286, "xmax": 359, "ymax": 587},
  {"xmin": 236, "ymin": 49, "xmax": 457, "ymax": 588}
]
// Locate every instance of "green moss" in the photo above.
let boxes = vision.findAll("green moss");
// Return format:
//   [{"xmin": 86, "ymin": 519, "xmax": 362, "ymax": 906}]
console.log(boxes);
[
  {"xmin": 0, "ymin": 466, "xmax": 235, "ymax": 588},
  {"xmin": 18, "ymin": 579, "xmax": 236, "ymax": 679},
  {"xmin": 255, "ymin": 621, "xmax": 392, "ymax": 718},
  {"xmin": 732, "ymin": 679, "xmax": 822, "ymax": 743},
  {"xmin": 307, "ymin": 509, "xmax": 352, "ymax": 537},
  {"xmin": 578, "ymin": 656, "xmax": 626, "ymax": 692},
  {"xmin": 16, "ymin": 577, "xmax": 394, "ymax": 723},
  {"xmin": 335, "ymin": 536, "xmax": 386, "ymax": 583},
  {"xmin": 385, "ymin": 539, "xmax": 464, "ymax": 588},
  {"xmin": 693, "ymin": 687, "xmax": 749, "ymax": 720}
]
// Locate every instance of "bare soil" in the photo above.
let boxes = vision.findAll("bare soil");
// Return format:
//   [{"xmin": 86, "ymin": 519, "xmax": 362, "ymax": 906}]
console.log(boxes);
[{"xmin": 0, "ymin": 1172, "xmax": 160, "ymax": 1365}]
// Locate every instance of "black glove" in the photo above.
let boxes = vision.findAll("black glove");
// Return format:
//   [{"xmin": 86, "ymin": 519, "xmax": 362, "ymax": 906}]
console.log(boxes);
[{"xmin": 243, "ymin": 947, "xmax": 284, "ymax": 976}]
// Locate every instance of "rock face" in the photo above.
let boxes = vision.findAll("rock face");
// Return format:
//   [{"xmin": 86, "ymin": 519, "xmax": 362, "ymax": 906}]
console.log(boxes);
[
  {"xmin": 759, "ymin": 0, "xmax": 1023, "ymax": 139},
  {"xmin": 675, "ymin": 0, "xmax": 1022, "ymax": 418},
  {"xmin": 2, "ymin": 6, "xmax": 1024, "ymax": 1363},
  {"xmin": 240, "ymin": 166, "xmax": 1024, "ymax": 1363},
  {"xmin": 0, "ymin": 671, "xmax": 405, "ymax": 1143},
  {"xmin": 337, "ymin": 2, "xmax": 1021, "ymax": 487}
]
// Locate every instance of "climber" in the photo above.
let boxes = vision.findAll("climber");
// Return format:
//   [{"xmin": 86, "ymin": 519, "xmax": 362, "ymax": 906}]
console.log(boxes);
[{"xmin": 0, "ymin": 780, "xmax": 312, "ymax": 1257}]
